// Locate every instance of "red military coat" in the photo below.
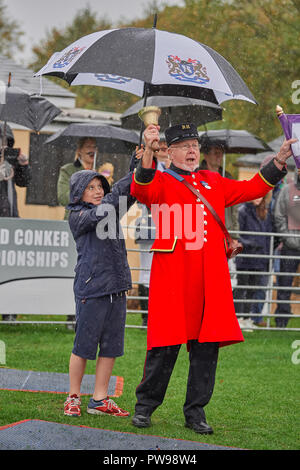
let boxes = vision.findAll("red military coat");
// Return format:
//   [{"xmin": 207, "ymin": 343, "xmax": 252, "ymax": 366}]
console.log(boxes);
[{"xmin": 131, "ymin": 168, "xmax": 273, "ymax": 350}]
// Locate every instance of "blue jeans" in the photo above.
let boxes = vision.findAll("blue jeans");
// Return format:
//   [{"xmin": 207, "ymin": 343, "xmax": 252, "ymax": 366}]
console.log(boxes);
[
  {"xmin": 250, "ymin": 275, "xmax": 268, "ymax": 323},
  {"xmin": 233, "ymin": 271, "xmax": 268, "ymax": 323}
]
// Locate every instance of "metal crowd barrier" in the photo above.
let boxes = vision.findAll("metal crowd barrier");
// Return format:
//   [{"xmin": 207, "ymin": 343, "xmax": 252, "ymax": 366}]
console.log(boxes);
[
  {"xmin": 1, "ymin": 227, "xmax": 299, "ymax": 332},
  {"xmin": 127, "ymin": 229, "xmax": 300, "ymax": 332}
]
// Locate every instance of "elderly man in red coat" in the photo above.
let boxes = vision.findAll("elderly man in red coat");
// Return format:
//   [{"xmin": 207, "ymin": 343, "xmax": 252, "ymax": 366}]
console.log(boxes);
[{"xmin": 130, "ymin": 122, "xmax": 296, "ymax": 434}]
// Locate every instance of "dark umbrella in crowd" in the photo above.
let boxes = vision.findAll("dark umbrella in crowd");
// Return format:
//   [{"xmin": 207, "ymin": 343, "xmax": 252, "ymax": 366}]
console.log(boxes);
[
  {"xmin": 121, "ymin": 95, "xmax": 223, "ymax": 132},
  {"xmin": 198, "ymin": 129, "xmax": 273, "ymax": 176},
  {"xmin": 34, "ymin": 23, "xmax": 257, "ymax": 150},
  {"xmin": 44, "ymin": 123, "xmax": 139, "ymax": 169},
  {"xmin": 0, "ymin": 73, "xmax": 61, "ymax": 179}
]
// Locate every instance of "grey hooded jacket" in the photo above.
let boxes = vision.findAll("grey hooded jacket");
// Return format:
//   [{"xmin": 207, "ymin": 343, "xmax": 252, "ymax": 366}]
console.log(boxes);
[{"xmin": 67, "ymin": 169, "xmax": 135, "ymax": 299}]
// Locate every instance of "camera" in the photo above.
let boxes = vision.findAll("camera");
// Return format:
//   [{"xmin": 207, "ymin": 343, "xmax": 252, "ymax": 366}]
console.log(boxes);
[{"xmin": 3, "ymin": 147, "xmax": 20, "ymax": 166}]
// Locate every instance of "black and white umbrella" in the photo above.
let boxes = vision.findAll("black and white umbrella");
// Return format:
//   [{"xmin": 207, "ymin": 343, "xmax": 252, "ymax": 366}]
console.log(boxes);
[
  {"xmin": 34, "ymin": 27, "xmax": 256, "ymax": 105},
  {"xmin": 198, "ymin": 129, "xmax": 273, "ymax": 176},
  {"xmin": 45, "ymin": 123, "xmax": 139, "ymax": 145},
  {"xmin": 121, "ymin": 95, "xmax": 223, "ymax": 132}
]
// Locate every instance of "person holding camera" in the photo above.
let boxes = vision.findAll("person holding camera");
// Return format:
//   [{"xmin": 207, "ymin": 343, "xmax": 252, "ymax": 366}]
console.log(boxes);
[{"xmin": 0, "ymin": 125, "xmax": 31, "ymax": 321}]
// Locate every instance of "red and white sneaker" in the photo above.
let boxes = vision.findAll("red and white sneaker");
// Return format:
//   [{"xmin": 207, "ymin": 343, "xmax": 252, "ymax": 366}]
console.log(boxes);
[
  {"xmin": 87, "ymin": 397, "xmax": 130, "ymax": 417},
  {"xmin": 64, "ymin": 394, "xmax": 81, "ymax": 417}
]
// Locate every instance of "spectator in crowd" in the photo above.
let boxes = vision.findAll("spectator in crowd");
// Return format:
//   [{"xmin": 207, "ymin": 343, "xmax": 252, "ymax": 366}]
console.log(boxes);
[
  {"xmin": 274, "ymin": 168, "xmax": 300, "ymax": 327},
  {"xmin": 0, "ymin": 124, "xmax": 31, "ymax": 322},
  {"xmin": 57, "ymin": 137, "xmax": 99, "ymax": 220},
  {"xmin": 233, "ymin": 195, "xmax": 273, "ymax": 327}
]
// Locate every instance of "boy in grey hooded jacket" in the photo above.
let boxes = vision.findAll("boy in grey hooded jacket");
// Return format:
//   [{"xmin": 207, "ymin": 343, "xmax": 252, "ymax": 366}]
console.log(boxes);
[{"xmin": 64, "ymin": 169, "xmax": 135, "ymax": 417}]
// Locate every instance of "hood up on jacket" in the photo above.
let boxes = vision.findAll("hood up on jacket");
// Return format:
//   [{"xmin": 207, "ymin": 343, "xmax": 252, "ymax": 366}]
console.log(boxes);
[{"xmin": 67, "ymin": 169, "xmax": 110, "ymax": 207}]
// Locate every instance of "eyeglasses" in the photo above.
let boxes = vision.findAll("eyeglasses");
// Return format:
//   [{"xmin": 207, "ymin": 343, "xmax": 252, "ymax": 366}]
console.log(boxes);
[{"xmin": 170, "ymin": 143, "xmax": 201, "ymax": 151}]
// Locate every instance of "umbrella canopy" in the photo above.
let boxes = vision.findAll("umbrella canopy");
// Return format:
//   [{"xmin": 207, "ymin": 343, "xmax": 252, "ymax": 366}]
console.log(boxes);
[
  {"xmin": 45, "ymin": 123, "xmax": 139, "ymax": 146},
  {"xmin": 44, "ymin": 123, "xmax": 139, "ymax": 158},
  {"xmin": 34, "ymin": 27, "xmax": 256, "ymax": 105},
  {"xmin": 198, "ymin": 129, "xmax": 273, "ymax": 154},
  {"xmin": 121, "ymin": 95, "xmax": 223, "ymax": 131},
  {"xmin": 0, "ymin": 85, "xmax": 61, "ymax": 132}
]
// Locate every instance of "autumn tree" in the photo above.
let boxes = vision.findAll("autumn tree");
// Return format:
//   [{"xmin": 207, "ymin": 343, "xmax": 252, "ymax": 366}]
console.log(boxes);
[{"xmin": 30, "ymin": 6, "xmax": 138, "ymax": 112}]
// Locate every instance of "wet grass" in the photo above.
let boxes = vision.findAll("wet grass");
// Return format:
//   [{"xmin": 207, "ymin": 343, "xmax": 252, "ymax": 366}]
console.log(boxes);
[{"xmin": 0, "ymin": 317, "xmax": 299, "ymax": 450}]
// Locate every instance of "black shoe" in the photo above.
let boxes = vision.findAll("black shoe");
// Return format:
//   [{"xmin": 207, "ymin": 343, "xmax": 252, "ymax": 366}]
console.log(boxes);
[
  {"xmin": 132, "ymin": 413, "xmax": 151, "ymax": 428},
  {"xmin": 185, "ymin": 420, "xmax": 213, "ymax": 434}
]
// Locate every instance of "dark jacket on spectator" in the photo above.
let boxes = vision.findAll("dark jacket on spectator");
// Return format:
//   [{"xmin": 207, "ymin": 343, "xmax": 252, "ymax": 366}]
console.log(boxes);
[{"xmin": 236, "ymin": 201, "xmax": 273, "ymax": 271}]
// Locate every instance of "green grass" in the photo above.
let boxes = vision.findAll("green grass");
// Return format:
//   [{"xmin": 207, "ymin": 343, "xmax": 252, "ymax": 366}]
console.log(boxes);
[{"xmin": 0, "ymin": 316, "xmax": 299, "ymax": 450}]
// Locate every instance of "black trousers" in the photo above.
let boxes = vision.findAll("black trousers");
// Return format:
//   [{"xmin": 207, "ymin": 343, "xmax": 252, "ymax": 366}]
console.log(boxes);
[{"xmin": 135, "ymin": 340, "xmax": 219, "ymax": 423}]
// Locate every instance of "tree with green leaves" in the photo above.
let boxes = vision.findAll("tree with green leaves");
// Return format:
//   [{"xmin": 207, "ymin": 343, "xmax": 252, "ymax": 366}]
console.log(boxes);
[
  {"xmin": 29, "ymin": 0, "xmax": 300, "ymax": 151},
  {"xmin": 130, "ymin": 0, "xmax": 300, "ymax": 140},
  {"xmin": 30, "ymin": 6, "xmax": 138, "ymax": 113}
]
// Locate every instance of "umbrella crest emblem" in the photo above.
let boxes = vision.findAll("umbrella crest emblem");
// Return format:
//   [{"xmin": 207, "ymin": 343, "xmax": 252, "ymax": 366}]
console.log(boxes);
[
  {"xmin": 94, "ymin": 74, "xmax": 133, "ymax": 84},
  {"xmin": 53, "ymin": 46, "xmax": 86, "ymax": 69},
  {"xmin": 166, "ymin": 55, "xmax": 210, "ymax": 85}
]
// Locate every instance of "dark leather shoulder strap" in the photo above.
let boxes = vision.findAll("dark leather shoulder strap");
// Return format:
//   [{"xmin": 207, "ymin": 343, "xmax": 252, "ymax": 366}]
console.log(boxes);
[{"xmin": 164, "ymin": 168, "xmax": 232, "ymax": 243}]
